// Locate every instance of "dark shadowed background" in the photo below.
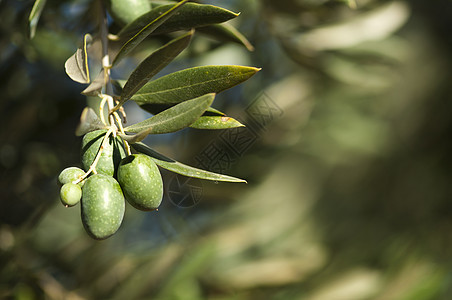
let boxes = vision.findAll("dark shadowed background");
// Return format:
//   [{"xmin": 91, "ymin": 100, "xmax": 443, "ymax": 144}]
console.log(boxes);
[{"xmin": 1, "ymin": 0, "xmax": 452, "ymax": 299}]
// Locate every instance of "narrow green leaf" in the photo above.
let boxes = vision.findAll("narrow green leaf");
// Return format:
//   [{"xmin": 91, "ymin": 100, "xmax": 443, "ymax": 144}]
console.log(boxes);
[
  {"xmin": 29, "ymin": 0, "xmax": 47, "ymax": 39},
  {"xmin": 139, "ymin": 103, "xmax": 226, "ymax": 116},
  {"xmin": 112, "ymin": 0, "xmax": 188, "ymax": 66},
  {"xmin": 118, "ymin": 3, "xmax": 239, "ymax": 38},
  {"xmin": 64, "ymin": 34, "xmax": 92, "ymax": 84},
  {"xmin": 107, "ymin": 0, "xmax": 151, "ymax": 25},
  {"xmin": 189, "ymin": 116, "xmax": 245, "ymax": 130},
  {"xmin": 119, "ymin": 30, "xmax": 193, "ymax": 107},
  {"xmin": 132, "ymin": 142, "xmax": 247, "ymax": 183},
  {"xmin": 197, "ymin": 23, "xmax": 254, "ymax": 51},
  {"xmin": 124, "ymin": 93, "xmax": 215, "ymax": 134},
  {"xmin": 118, "ymin": 127, "xmax": 153, "ymax": 144},
  {"xmin": 131, "ymin": 65, "xmax": 260, "ymax": 105}
]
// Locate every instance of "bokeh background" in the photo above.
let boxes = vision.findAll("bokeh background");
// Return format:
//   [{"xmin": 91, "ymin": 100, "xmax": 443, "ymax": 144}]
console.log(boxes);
[{"xmin": 2, "ymin": 0, "xmax": 452, "ymax": 299}]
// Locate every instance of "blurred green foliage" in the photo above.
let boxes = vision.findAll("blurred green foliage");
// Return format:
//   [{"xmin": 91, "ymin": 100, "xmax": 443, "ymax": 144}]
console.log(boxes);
[{"xmin": 2, "ymin": 0, "xmax": 452, "ymax": 299}]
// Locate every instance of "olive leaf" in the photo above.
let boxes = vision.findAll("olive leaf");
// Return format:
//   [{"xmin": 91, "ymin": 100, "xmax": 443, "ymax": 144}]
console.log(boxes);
[
  {"xmin": 197, "ymin": 23, "xmax": 254, "ymax": 51},
  {"xmin": 112, "ymin": 0, "xmax": 188, "ymax": 66},
  {"xmin": 124, "ymin": 93, "xmax": 215, "ymax": 134},
  {"xmin": 132, "ymin": 142, "xmax": 247, "ymax": 183},
  {"xmin": 206, "ymin": 107, "xmax": 226, "ymax": 116},
  {"xmin": 65, "ymin": 34, "xmax": 92, "ymax": 84},
  {"xmin": 82, "ymin": 71, "xmax": 104, "ymax": 96},
  {"xmin": 139, "ymin": 103, "xmax": 226, "ymax": 116},
  {"xmin": 139, "ymin": 104, "xmax": 234, "ymax": 129},
  {"xmin": 118, "ymin": 127, "xmax": 153, "ymax": 144},
  {"xmin": 29, "ymin": 0, "xmax": 47, "ymax": 39},
  {"xmin": 118, "ymin": 3, "xmax": 239, "ymax": 39},
  {"xmin": 117, "ymin": 30, "xmax": 193, "ymax": 109},
  {"xmin": 189, "ymin": 116, "xmax": 245, "ymax": 130},
  {"xmin": 131, "ymin": 65, "xmax": 260, "ymax": 105},
  {"xmin": 75, "ymin": 107, "xmax": 108, "ymax": 136}
]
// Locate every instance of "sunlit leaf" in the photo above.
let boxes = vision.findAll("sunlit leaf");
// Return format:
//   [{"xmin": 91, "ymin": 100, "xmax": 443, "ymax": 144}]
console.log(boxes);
[
  {"xmin": 112, "ymin": 0, "xmax": 188, "ymax": 66},
  {"xmin": 131, "ymin": 65, "xmax": 260, "ymax": 105},
  {"xmin": 29, "ymin": 0, "xmax": 47, "ymax": 39},
  {"xmin": 75, "ymin": 107, "xmax": 108, "ymax": 136},
  {"xmin": 189, "ymin": 116, "xmax": 245, "ymax": 129},
  {"xmin": 197, "ymin": 23, "xmax": 254, "ymax": 51},
  {"xmin": 64, "ymin": 34, "xmax": 92, "ymax": 84},
  {"xmin": 118, "ymin": 30, "xmax": 193, "ymax": 108},
  {"xmin": 124, "ymin": 93, "xmax": 215, "ymax": 134},
  {"xmin": 118, "ymin": 3, "xmax": 239, "ymax": 38},
  {"xmin": 132, "ymin": 142, "xmax": 247, "ymax": 182}
]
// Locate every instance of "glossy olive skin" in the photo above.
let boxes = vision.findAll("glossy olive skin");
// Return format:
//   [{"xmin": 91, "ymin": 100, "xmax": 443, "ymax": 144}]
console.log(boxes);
[
  {"xmin": 58, "ymin": 167, "xmax": 85, "ymax": 187},
  {"xmin": 107, "ymin": 0, "xmax": 151, "ymax": 25},
  {"xmin": 81, "ymin": 174, "xmax": 125, "ymax": 240},
  {"xmin": 60, "ymin": 183, "xmax": 82, "ymax": 207},
  {"xmin": 117, "ymin": 154, "xmax": 163, "ymax": 211},
  {"xmin": 81, "ymin": 130, "xmax": 126, "ymax": 177}
]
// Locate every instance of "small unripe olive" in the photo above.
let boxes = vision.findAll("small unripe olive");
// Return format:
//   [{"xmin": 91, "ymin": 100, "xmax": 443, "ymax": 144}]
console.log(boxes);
[
  {"xmin": 60, "ymin": 183, "xmax": 82, "ymax": 207},
  {"xmin": 117, "ymin": 154, "xmax": 163, "ymax": 211},
  {"xmin": 58, "ymin": 167, "xmax": 85, "ymax": 186},
  {"xmin": 81, "ymin": 130, "xmax": 126, "ymax": 177},
  {"xmin": 81, "ymin": 174, "xmax": 125, "ymax": 240}
]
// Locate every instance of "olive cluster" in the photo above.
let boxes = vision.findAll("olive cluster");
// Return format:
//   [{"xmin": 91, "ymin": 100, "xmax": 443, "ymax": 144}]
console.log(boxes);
[{"xmin": 57, "ymin": 130, "xmax": 163, "ymax": 240}]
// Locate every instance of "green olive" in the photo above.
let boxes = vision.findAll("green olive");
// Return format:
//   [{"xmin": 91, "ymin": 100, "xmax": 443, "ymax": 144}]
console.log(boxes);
[
  {"xmin": 81, "ymin": 130, "xmax": 126, "ymax": 177},
  {"xmin": 107, "ymin": 0, "xmax": 151, "ymax": 25},
  {"xmin": 117, "ymin": 154, "xmax": 163, "ymax": 211},
  {"xmin": 58, "ymin": 167, "xmax": 85, "ymax": 187},
  {"xmin": 81, "ymin": 174, "xmax": 125, "ymax": 240},
  {"xmin": 60, "ymin": 183, "xmax": 82, "ymax": 207}
]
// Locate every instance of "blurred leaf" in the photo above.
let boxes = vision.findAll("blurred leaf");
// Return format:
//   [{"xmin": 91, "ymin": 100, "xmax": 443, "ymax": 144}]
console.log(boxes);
[
  {"xmin": 75, "ymin": 107, "xmax": 108, "ymax": 136},
  {"xmin": 118, "ymin": 3, "xmax": 239, "ymax": 38},
  {"xmin": 108, "ymin": 0, "xmax": 151, "ymax": 25},
  {"xmin": 64, "ymin": 34, "xmax": 92, "ymax": 84},
  {"xmin": 292, "ymin": 1, "xmax": 410, "ymax": 51},
  {"xmin": 139, "ymin": 103, "xmax": 226, "ymax": 117},
  {"xmin": 132, "ymin": 142, "xmax": 247, "ymax": 182},
  {"xmin": 197, "ymin": 23, "xmax": 254, "ymax": 51},
  {"xmin": 28, "ymin": 0, "xmax": 47, "ymax": 39},
  {"xmin": 131, "ymin": 65, "xmax": 260, "ymax": 105},
  {"xmin": 112, "ymin": 0, "xmax": 188, "ymax": 66},
  {"xmin": 347, "ymin": 0, "xmax": 358, "ymax": 9},
  {"xmin": 190, "ymin": 116, "xmax": 244, "ymax": 129},
  {"xmin": 124, "ymin": 93, "xmax": 215, "ymax": 134},
  {"xmin": 118, "ymin": 30, "xmax": 193, "ymax": 108}
]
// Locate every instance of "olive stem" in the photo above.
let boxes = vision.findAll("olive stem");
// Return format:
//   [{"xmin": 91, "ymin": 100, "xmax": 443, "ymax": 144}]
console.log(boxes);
[
  {"xmin": 99, "ymin": 0, "xmax": 115, "ymax": 126},
  {"xmin": 118, "ymin": 103, "xmax": 127, "ymax": 124},
  {"xmin": 73, "ymin": 128, "xmax": 115, "ymax": 184},
  {"xmin": 99, "ymin": 94, "xmax": 109, "ymax": 125}
]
